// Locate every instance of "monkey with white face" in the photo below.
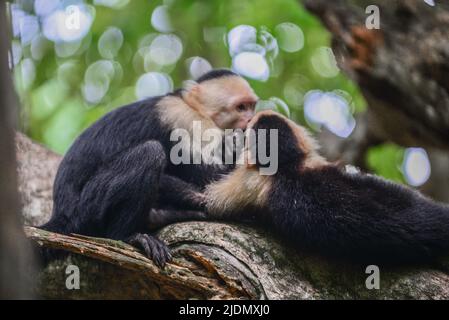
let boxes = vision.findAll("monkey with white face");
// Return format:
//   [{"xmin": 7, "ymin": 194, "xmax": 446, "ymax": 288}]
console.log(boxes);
[{"xmin": 40, "ymin": 69, "xmax": 258, "ymax": 267}]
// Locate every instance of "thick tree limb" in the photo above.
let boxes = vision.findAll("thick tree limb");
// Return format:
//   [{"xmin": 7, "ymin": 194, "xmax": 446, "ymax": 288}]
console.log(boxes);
[
  {"xmin": 17, "ymin": 133, "xmax": 449, "ymax": 299},
  {"xmin": 0, "ymin": 2, "xmax": 34, "ymax": 298},
  {"xmin": 16, "ymin": 132, "xmax": 60, "ymax": 227}
]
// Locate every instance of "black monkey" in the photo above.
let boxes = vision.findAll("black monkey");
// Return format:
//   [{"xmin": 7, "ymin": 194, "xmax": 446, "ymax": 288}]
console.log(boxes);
[
  {"xmin": 205, "ymin": 110, "xmax": 449, "ymax": 265},
  {"xmin": 40, "ymin": 69, "xmax": 258, "ymax": 267}
]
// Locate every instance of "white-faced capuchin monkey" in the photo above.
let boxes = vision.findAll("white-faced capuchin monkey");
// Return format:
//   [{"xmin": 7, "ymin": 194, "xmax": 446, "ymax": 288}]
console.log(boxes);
[
  {"xmin": 40, "ymin": 69, "xmax": 258, "ymax": 267},
  {"xmin": 205, "ymin": 110, "xmax": 449, "ymax": 265}
]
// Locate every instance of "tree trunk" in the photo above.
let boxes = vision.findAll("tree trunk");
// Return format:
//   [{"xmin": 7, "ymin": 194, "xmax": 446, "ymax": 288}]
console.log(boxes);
[
  {"xmin": 0, "ymin": 1, "xmax": 34, "ymax": 299},
  {"xmin": 304, "ymin": 0, "xmax": 449, "ymax": 150},
  {"xmin": 17, "ymin": 134, "xmax": 449, "ymax": 299}
]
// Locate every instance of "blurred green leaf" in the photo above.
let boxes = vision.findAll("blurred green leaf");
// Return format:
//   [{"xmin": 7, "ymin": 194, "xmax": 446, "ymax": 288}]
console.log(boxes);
[{"xmin": 366, "ymin": 144, "xmax": 405, "ymax": 184}]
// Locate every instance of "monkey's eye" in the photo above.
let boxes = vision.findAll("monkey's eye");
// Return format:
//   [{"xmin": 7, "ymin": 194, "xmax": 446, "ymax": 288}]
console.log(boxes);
[{"xmin": 237, "ymin": 104, "xmax": 246, "ymax": 112}]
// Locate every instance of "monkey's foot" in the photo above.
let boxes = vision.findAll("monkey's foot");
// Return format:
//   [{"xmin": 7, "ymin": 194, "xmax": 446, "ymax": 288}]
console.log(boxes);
[{"xmin": 126, "ymin": 233, "xmax": 172, "ymax": 268}]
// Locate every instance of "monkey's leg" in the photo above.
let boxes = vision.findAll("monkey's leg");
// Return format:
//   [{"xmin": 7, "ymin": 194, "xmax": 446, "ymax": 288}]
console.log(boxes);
[
  {"xmin": 147, "ymin": 208, "xmax": 207, "ymax": 231},
  {"xmin": 78, "ymin": 141, "xmax": 171, "ymax": 267},
  {"xmin": 146, "ymin": 174, "xmax": 209, "ymax": 230},
  {"xmin": 158, "ymin": 174, "xmax": 206, "ymax": 211}
]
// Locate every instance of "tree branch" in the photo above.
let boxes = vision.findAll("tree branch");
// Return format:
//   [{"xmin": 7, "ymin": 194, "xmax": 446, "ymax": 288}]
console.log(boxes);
[{"xmin": 304, "ymin": 0, "xmax": 449, "ymax": 150}]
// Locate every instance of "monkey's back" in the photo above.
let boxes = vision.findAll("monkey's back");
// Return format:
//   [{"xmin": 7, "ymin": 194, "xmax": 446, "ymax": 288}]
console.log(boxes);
[
  {"xmin": 49, "ymin": 98, "xmax": 169, "ymax": 228},
  {"xmin": 269, "ymin": 165, "xmax": 449, "ymax": 264}
]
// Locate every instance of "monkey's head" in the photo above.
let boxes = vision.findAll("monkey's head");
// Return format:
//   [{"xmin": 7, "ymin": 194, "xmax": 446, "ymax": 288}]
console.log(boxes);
[
  {"xmin": 182, "ymin": 69, "xmax": 258, "ymax": 130},
  {"xmin": 245, "ymin": 110, "xmax": 327, "ymax": 171},
  {"xmin": 204, "ymin": 110, "xmax": 328, "ymax": 217}
]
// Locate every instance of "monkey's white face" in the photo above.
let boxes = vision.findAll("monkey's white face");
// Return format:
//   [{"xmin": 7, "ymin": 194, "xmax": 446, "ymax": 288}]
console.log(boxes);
[{"xmin": 196, "ymin": 76, "xmax": 258, "ymax": 130}]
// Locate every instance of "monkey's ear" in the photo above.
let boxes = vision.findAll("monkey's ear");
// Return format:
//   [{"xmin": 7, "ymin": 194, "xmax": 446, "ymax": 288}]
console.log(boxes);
[
  {"xmin": 183, "ymin": 80, "xmax": 199, "ymax": 92},
  {"xmin": 182, "ymin": 80, "xmax": 203, "ymax": 110}
]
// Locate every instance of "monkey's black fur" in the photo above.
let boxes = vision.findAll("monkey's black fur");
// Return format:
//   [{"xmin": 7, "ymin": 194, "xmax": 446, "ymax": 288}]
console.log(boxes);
[
  {"xmin": 252, "ymin": 114, "xmax": 449, "ymax": 264},
  {"xmin": 196, "ymin": 69, "xmax": 237, "ymax": 83},
  {"xmin": 40, "ymin": 70, "xmax": 236, "ymax": 266}
]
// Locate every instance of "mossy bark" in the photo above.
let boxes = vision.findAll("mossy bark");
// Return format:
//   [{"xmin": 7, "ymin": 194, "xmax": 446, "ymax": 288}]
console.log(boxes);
[{"xmin": 28, "ymin": 223, "xmax": 449, "ymax": 299}]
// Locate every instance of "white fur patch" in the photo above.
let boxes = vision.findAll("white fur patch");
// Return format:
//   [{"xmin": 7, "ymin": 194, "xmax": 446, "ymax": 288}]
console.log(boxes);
[
  {"xmin": 344, "ymin": 164, "xmax": 361, "ymax": 175},
  {"xmin": 205, "ymin": 166, "xmax": 272, "ymax": 217},
  {"xmin": 157, "ymin": 95, "xmax": 226, "ymax": 165}
]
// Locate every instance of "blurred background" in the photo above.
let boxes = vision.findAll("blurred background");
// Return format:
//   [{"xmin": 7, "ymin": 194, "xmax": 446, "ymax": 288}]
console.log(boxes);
[{"xmin": 7, "ymin": 0, "xmax": 446, "ymax": 199}]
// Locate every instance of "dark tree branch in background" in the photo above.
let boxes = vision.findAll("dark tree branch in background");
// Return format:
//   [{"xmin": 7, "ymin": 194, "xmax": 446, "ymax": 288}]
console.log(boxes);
[
  {"xmin": 305, "ymin": 0, "xmax": 449, "ymax": 150},
  {"xmin": 304, "ymin": 0, "xmax": 449, "ymax": 202},
  {"xmin": 318, "ymin": 112, "xmax": 385, "ymax": 170},
  {"xmin": 0, "ymin": 1, "xmax": 34, "ymax": 299}
]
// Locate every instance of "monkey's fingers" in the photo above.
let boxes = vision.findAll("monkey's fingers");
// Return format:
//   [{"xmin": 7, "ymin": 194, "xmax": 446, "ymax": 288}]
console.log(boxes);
[
  {"xmin": 146, "ymin": 234, "xmax": 172, "ymax": 267},
  {"xmin": 126, "ymin": 233, "xmax": 172, "ymax": 268}
]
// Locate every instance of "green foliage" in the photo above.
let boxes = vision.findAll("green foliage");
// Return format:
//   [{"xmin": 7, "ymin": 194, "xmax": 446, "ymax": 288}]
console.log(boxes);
[
  {"xmin": 366, "ymin": 144, "xmax": 405, "ymax": 184},
  {"xmin": 13, "ymin": 0, "xmax": 366, "ymax": 154}
]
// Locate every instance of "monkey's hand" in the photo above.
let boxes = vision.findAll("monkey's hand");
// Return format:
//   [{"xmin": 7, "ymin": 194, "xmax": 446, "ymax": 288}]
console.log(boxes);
[{"xmin": 126, "ymin": 233, "xmax": 171, "ymax": 268}]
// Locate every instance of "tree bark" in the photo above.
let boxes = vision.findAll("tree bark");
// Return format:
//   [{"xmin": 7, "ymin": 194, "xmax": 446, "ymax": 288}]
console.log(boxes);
[
  {"xmin": 0, "ymin": 1, "xmax": 35, "ymax": 299},
  {"xmin": 17, "ymin": 134, "xmax": 449, "ymax": 299}
]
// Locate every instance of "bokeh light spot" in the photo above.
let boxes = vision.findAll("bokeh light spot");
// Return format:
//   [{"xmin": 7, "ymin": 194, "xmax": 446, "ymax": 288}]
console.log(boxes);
[
  {"xmin": 151, "ymin": 5, "xmax": 173, "ymax": 33},
  {"xmin": 98, "ymin": 27, "xmax": 124, "ymax": 59},
  {"xmin": 34, "ymin": 0, "xmax": 60, "ymax": 17},
  {"xmin": 227, "ymin": 25, "xmax": 257, "ymax": 57},
  {"xmin": 11, "ymin": 40, "xmax": 22, "ymax": 66},
  {"xmin": 19, "ymin": 14, "xmax": 40, "ymax": 45},
  {"xmin": 304, "ymin": 90, "xmax": 355, "ymax": 138},
  {"xmin": 55, "ymin": 40, "xmax": 82, "ymax": 57},
  {"xmin": 17, "ymin": 58, "xmax": 36, "ymax": 91},
  {"xmin": 94, "ymin": 0, "xmax": 130, "ymax": 9},
  {"xmin": 149, "ymin": 34, "xmax": 183, "ymax": 66},
  {"xmin": 275, "ymin": 22, "xmax": 304, "ymax": 53},
  {"xmin": 402, "ymin": 148, "xmax": 431, "ymax": 187},
  {"xmin": 42, "ymin": 4, "xmax": 94, "ymax": 43},
  {"xmin": 82, "ymin": 60, "xmax": 116, "ymax": 104},
  {"xmin": 232, "ymin": 52, "xmax": 269, "ymax": 81},
  {"xmin": 311, "ymin": 46, "xmax": 340, "ymax": 78},
  {"xmin": 135, "ymin": 72, "xmax": 173, "ymax": 99},
  {"xmin": 256, "ymin": 97, "xmax": 290, "ymax": 117},
  {"xmin": 185, "ymin": 57, "xmax": 212, "ymax": 79}
]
